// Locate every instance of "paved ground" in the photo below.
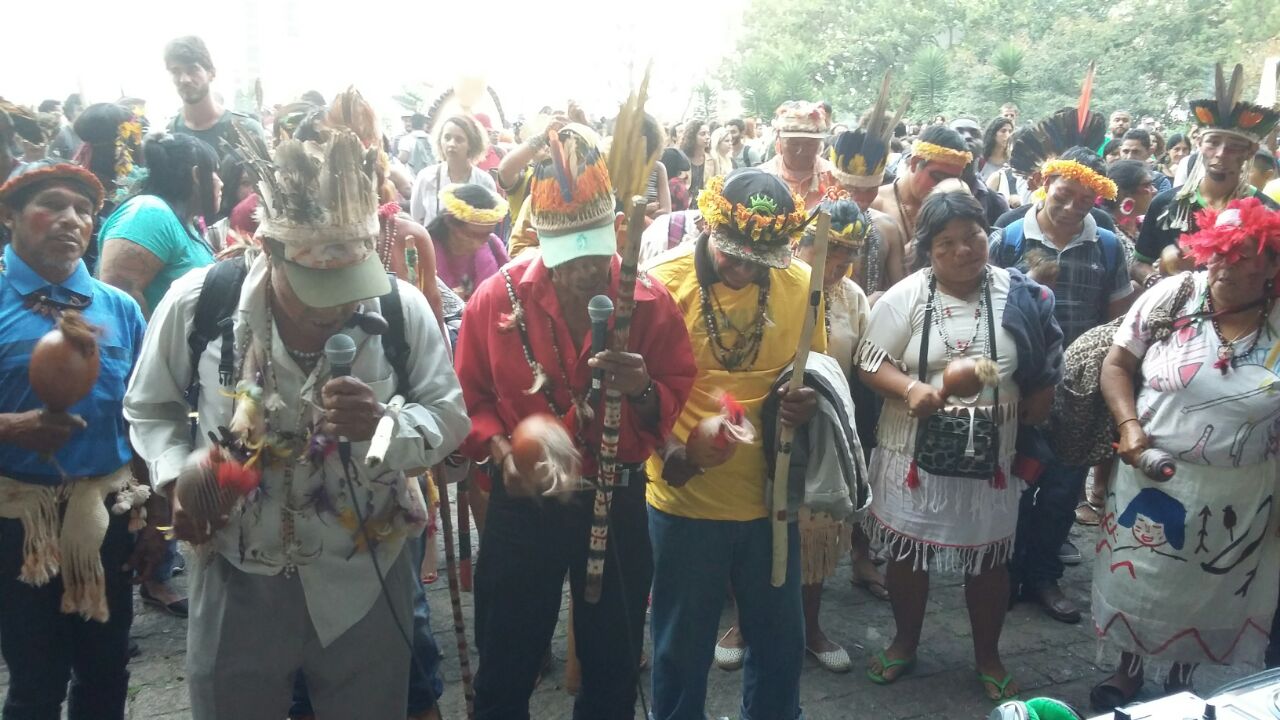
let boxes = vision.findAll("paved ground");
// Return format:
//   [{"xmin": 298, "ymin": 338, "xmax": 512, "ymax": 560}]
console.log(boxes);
[{"xmin": 0, "ymin": 522, "xmax": 1264, "ymax": 719}]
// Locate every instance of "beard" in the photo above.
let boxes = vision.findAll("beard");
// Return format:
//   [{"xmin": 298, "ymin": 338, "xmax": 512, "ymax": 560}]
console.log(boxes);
[{"xmin": 179, "ymin": 84, "xmax": 209, "ymax": 105}]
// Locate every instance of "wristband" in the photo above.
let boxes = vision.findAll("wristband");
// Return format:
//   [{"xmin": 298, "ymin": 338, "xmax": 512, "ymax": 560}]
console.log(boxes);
[
  {"xmin": 1118, "ymin": 417, "xmax": 1140, "ymax": 428},
  {"xmin": 904, "ymin": 380, "xmax": 919, "ymax": 401},
  {"xmin": 628, "ymin": 380, "xmax": 655, "ymax": 402}
]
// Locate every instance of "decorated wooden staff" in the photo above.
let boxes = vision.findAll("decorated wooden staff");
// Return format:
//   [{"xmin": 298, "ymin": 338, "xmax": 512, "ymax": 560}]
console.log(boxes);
[
  {"xmin": 433, "ymin": 467, "xmax": 475, "ymax": 718},
  {"xmin": 583, "ymin": 69, "xmax": 659, "ymax": 605},
  {"xmin": 770, "ymin": 211, "xmax": 830, "ymax": 587}
]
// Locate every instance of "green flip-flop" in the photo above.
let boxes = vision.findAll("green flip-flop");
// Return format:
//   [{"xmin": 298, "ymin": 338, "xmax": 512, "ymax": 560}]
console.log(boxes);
[
  {"xmin": 978, "ymin": 671, "xmax": 1020, "ymax": 702},
  {"xmin": 867, "ymin": 649, "xmax": 916, "ymax": 685}
]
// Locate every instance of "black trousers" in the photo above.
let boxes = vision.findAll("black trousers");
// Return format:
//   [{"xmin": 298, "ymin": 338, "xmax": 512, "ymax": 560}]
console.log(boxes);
[
  {"xmin": 472, "ymin": 469, "xmax": 652, "ymax": 720},
  {"xmin": 0, "ymin": 509, "xmax": 134, "ymax": 720}
]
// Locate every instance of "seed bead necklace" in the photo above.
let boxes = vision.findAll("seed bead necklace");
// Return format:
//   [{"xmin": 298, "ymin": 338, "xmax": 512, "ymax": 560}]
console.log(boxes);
[
  {"xmin": 927, "ymin": 269, "xmax": 991, "ymax": 359},
  {"xmin": 698, "ymin": 280, "xmax": 770, "ymax": 371},
  {"xmin": 1205, "ymin": 288, "xmax": 1272, "ymax": 373}
]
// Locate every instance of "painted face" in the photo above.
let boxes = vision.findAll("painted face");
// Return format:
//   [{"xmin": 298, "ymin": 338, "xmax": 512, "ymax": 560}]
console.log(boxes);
[
  {"xmin": 1199, "ymin": 132, "xmax": 1255, "ymax": 180},
  {"xmin": 711, "ymin": 240, "xmax": 768, "ymax": 290},
  {"xmin": 909, "ymin": 158, "xmax": 965, "ymax": 197},
  {"xmin": 440, "ymin": 121, "xmax": 472, "ymax": 161},
  {"xmin": 1042, "ymin": 176, "xmax": 1097, "ymax": 230},
  {"xmin": 1126, "ymin": 174, "xmax": 1158, "ymax": 216},
  {"xmin": 1119, "ymin": 139, "xmax": 1150, "ymax": 161},
  {"xmin": 928, "ymin": 218, "xmax": 989, "ymax": 288},
  {"xmin": 168, "ymin": 62, "xmax": 212, "ymax": 105},
  {"xmin": 8, "ymin": 185, "xmax": 95, "ymax": 275},
  {"xmin": 780, "ymin": 137, "xmax": 821, "ymax": 171},
  {"xmin": 551, "ymin": 255, "xmax": 612, "ymax": 298},
  {"xmin": 1131, "ymin": 513, "xmax": 1168, "ymax": 548},
  {"xmin": 446, "ymin": 218, "xmax": 496, "ymax": 254}
]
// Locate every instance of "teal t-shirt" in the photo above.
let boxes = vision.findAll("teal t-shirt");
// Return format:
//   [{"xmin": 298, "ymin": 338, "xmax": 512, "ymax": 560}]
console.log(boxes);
[{"xmin": 97, "ymin": 195, "xmax": 215, "ymax": 311}]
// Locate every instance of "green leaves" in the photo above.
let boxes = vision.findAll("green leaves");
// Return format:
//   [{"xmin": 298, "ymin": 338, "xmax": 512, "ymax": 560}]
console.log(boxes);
[
  {"xmin": 910, "ymin": 46, "xmax": 949, "ymax": 118},
  {"xmin": 991, "ymin": 43, "xmax": 1027, "ymax": 105}
]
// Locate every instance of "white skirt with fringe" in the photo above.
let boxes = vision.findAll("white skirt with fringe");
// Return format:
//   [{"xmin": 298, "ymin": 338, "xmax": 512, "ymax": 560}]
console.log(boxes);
[{"xmin": 861, "ymin": 447, "xmax": 1021, "ymax": 575}]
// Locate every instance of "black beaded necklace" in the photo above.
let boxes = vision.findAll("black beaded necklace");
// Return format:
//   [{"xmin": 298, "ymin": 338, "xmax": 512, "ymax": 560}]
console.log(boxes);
[{"xmin": 698, "ymin": 280, "xmax": 770, "ymax": 371}]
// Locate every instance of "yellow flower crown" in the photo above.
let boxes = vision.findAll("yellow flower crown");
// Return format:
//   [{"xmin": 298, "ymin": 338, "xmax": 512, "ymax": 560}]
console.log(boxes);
[
  {"xmin": 1038, "ymin": 159, "xmax": 1118, "ymax": 201},
  {"xmin": 912, "ymin": 141, "xmax": 973, "ymax": 167},
  {"xmin": 440, "ymin": 183, "xmax": 510, "ymax": 225},
  {"xmin": 114, "ymin": 119, "xmax": 143, "ymax": 181},
  {"xmin": 697, "ymin": 175, "xmax": 809, "ymax": 245}
]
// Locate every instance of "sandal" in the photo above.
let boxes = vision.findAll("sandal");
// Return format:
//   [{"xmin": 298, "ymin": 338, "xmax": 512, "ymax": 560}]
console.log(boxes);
[
  {"xmin": 851, "ymin": 575, "xmax": 890, "ymax": 602},
  {"xmin": 978, "ymin": 672, "xmax": 1020, "ymax": 702},
  {"xmin": 1075, "ymin": 500, "xmax": 1103, "ymax": 526},
  {"xmin": 1090, "ymin": 677, "xmax": 1143, "ymax": 711},
  {"xmin": 867, "ymin": 649, "xmax": 916, "ymax": 685}
]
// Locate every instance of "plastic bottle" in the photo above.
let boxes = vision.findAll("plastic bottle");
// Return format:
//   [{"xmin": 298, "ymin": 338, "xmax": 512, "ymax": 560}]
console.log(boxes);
[{"xmin": 1137, "ymin": 448, "xmax": 1176, "ymax": 481}]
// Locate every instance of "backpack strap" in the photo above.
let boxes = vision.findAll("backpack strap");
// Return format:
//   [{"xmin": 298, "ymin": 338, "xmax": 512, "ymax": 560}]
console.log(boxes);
[
  {"xmin": 996, "ymin": 221, "xmax": 1025, "ymax": 268},
  {"xmin": 188, "ymin": 255, "xmax": 249, "ymax": 400},
  {"xmin": 379, "ymin": 275, "xmax": 412, "ymax": 397}
]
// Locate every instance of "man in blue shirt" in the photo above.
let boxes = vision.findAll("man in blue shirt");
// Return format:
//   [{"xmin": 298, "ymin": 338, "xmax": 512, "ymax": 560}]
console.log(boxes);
[{"xmin": 0, "ymin": 162, "xmax": 160, "ymax": 720}]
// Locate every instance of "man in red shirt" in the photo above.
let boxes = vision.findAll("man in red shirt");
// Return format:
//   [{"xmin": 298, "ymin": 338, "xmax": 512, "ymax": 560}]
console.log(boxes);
[{"xmin": 453, "ymin": 123, "xmax": 696, "ymax": 720}]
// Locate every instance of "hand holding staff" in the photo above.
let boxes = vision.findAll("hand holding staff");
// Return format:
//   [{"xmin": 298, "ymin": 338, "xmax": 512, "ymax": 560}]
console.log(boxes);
[{"xmin": 770, "ymin": 211, "xmax": 830, "ymax": 587}]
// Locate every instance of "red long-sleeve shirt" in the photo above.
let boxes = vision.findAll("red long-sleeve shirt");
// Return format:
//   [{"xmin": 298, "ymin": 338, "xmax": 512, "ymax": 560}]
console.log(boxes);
[{"xmin": 454, "ymin": 253, "xmax": 696, "ymax": 474}]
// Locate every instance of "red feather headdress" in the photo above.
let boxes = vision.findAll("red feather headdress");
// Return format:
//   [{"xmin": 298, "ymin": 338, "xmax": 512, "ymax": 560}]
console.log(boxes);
[{"xmin": 1179, "ymin": 197, "xmax": 1280, "ymax": 266}]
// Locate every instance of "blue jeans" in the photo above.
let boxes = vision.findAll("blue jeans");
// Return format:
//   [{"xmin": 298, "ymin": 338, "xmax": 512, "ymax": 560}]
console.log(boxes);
[
  {"xmin": 1012, "ymin": 460, "xmax": 1089, "ymax": 589},
  {"xmin": 0, "ymin": 510, "xmax": 134, "ymax": 720},
  {"xmin": 648, "ymin": 507, "xmax": 803, "ymax": 720}
]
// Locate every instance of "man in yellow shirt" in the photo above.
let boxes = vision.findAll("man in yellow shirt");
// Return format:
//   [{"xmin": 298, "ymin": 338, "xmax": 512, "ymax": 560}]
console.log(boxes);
[{"xmin": 645, "ymin": 168, "xmax": 823, "ymax": 720}]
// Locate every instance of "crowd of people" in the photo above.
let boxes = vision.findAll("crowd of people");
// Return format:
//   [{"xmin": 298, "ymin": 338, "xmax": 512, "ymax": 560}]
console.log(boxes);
[{"xmin": 3, "ymin": 33, "xmax": 1280, "ymax": 720}]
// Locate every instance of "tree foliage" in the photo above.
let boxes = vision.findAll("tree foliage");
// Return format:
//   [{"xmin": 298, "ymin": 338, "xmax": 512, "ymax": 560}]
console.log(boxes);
[{"xmin": 725, "ymin": 0, "xmax": 1280, "ymax": 128}]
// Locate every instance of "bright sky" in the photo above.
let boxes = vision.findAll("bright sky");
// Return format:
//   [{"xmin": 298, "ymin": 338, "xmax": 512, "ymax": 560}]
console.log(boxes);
[{"xmin": 7, "ymin": 0, "xmax": 748, "ymax": 127}]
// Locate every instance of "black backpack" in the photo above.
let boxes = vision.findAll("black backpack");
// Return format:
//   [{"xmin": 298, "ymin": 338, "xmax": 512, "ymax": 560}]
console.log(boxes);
[{"xmin": 185, "ymin": 255, "xmax": 411, "ymax": 406}]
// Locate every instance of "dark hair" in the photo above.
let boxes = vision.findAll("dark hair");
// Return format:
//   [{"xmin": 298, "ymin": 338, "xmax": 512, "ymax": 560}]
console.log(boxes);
[
  {"xmin": 1122, "ymin": 128, "xmax": 1152, "ymax": 149},
  {"xmin": 139, "ymin": 133, "xmax": 220, "ymax": 219},
  {"xmin": 63, "ymin": 93, "xmax": 83, "ymax": 119},
  {"xmin": 427, "ymin": 183, "xmax": 500, "ymax": 241},
  {"xmin": 163, "ymin": 36, "xmax": 215, "ymax": 73},
  {"xmin": 38, "ymin": 100, "xmax": 61, "ymax": 114},
  {"xmin": 727, "ymin": 118, "xmax": 746, "ymax": 133},
  {"xmin": 300, "ymin": 90, "xmax": 326, "ymax": 107},
  {"xmin": 1103, "ymin": 159, "xmax": 1152, "ymax": 207},
  {"xmin": 797, "ymin": 196, "xmax": 863, "ymax": 248},
  {"xmin": 1166, "ymin": 132, "xmax": 1189, "ymax": 151},
  {"xmin": 216, "ymin": 154, "xmax": 248, "ymax": 219},
  {"xmin": 913, "ymin": 190, "xmax": 990, "ymax": 269},
  {"xmin": 1117, "ymin": 488, "xmax": 1187, "ymax": 550},
  {"xmin": 1256, "ymin": 148, "xmax": 1280, "ymax": 174},
  {"xmin": 1061, "ymin": 145, "xmax": 1108, "ymax": 176},
  {"xmin": 911, "ymin": 125, "xmax": 969, "ymax": 172},
  {"xmin": 660, "ymin": 147, "xmax": 691, "ymax": 176},
  {"xmin": 410, "ymin": 113, "xmax": 428, "ymax": 130},
  {"xmin": 437, "ymin": 115, "xmax": 486, "ymax": 162},
  {"xmin": 679, "ymin": 120, "xmax": 705, "ymax": 157},
  {"xmin": 1101, "ymin": 138, "xmax": 1123, "ymax": 159},
  {"xmin": 73, "ymin": 103, "xmax": 135, "ymax": 191},
  {"xmin": 982, "ymin": 116, "xmax": 1014, "ymax": 160},
  {"xmin": 642, "ymin": 113, "xmax": 663, "ymax": 158}
]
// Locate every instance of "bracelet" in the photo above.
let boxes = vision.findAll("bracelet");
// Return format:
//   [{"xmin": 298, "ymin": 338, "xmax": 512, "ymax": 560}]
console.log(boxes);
[
  {"xmin": 1118, "ymin": 417, "xmax": 1140, "ymax": 428},
  {"xmin": 628, "ymin": 380, "xmax": 655, "ymax": 402},
  {"xmin": 903, "ymin": 380, "xmax": 919, "ymax": 401},
  {"xmin": 1143, "ymin": 273, "xmax": 1163, "ymax": 289}
]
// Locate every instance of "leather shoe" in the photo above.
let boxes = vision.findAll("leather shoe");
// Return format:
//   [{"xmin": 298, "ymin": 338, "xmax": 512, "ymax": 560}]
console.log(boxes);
[{"xmin": 1030, "ymin": 582, "xmax": 1080, "ymax": 624}]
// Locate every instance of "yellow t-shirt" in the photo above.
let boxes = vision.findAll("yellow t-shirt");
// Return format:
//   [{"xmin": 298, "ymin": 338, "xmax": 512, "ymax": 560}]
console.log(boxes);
[{"xmin": 645, "ymin": 243, "xmax": 826, "ymax": 521}]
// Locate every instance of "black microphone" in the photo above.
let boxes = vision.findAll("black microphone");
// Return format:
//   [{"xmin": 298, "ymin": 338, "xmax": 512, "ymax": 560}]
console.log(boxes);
[
  {"xmin": 324, "ymin": 333, "xmax": 358, "ymax": 467},
  {"xmin": 587, "ymin": 294, "xmax": 615, "ymax": 406}
]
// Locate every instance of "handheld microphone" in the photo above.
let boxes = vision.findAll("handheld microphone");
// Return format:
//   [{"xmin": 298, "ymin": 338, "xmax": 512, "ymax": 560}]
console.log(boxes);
[
  {"xmin": 587, "ymin": 295, "xmax": 615, "ymax": 406},
  {"xmin": 324, "ymin": 333, "xmax": 358, "ymax": 467}
]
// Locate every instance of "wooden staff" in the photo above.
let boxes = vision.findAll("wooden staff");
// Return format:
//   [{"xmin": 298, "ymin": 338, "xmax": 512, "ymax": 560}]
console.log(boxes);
[
  {"xmin": 583, "ymin": 196, "xmax": 647, "ymax": 604},
  {"xmin": 771, "ymin": 211, "xmax": 830, "ymax": 587},
  {"xmin": 457, "ymin": 471, "xmax": 473, "ymax": 591},
  {"xmin": 433, "ymin": 466, "xmax": 476, "ymax": 718}
]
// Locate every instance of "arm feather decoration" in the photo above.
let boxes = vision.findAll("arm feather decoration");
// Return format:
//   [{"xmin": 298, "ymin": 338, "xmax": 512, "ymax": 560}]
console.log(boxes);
[{"xmin": 584, "ymin": 64, "xmax": 660, "ymax": 605}]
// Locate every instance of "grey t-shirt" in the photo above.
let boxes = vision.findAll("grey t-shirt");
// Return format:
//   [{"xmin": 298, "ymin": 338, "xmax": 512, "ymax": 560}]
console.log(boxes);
[{"xmin": 169, "ymin": 110, "xmax": 266, "ymax": 157}]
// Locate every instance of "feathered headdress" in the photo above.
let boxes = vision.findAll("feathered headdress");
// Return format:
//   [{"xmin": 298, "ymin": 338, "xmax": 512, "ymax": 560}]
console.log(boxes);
[
  {"xmin": 1179, "ymin": 196, "xmax": 1280, "ymax": 266},
  {"xmin": 606, "ymin": 64, "xmax": 661, "ymax": 207},
  {"xmin": 1188, "ymin": 63, "xmax": 1280, "ymax": 145},
  {"xmin": 829, "ymin": 72, "xmax": 910, "ymax": 188},
  {"xmin": 800, "ymin": 188, "xmax": 870, "ymax": 250},
  {"xmin": 0, "ymin": 100, "xmax": 45, "ymax": 146},
  {"xmin": 1008, "ymin": 64, "xmax": 1106, "ymax": 180}
]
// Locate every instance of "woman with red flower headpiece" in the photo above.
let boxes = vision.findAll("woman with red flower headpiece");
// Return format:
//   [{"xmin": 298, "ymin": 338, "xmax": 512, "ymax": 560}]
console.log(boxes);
[{"xmin": 1092, "ymin": 197, "xmax": 1280, "ymax": 711}]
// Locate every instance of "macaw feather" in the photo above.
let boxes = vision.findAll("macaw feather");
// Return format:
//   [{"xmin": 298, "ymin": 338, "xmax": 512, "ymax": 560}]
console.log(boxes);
[{"xmin": 606, "ymin": 63, "xmax": 660, "ymax": 205}]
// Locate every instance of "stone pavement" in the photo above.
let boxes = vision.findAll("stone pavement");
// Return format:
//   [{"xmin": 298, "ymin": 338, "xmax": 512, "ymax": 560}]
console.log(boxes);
[{"xmin": 0, "ymin": 523, "xmax": 1264, "ymax": 719}]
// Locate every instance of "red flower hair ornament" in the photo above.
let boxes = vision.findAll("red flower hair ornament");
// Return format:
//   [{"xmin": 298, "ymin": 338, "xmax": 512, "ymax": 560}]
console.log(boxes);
[{"xmin": 1178, "ymin": 197, "xmax": 1280, "ymax": 267}]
